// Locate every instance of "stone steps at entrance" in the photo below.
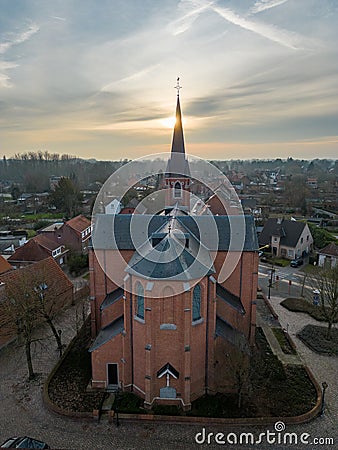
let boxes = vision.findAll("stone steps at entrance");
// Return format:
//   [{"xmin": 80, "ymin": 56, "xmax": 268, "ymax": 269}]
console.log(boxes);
[{"xmin": 101, "ymin": 393, "xmax": 115, "ymax": 411}]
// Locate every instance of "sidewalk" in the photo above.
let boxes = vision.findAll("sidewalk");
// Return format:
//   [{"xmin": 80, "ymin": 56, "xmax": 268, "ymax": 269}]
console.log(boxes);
[{"xmin": 259, "ymin": 289, "xmax": 338, "ymax": 442}]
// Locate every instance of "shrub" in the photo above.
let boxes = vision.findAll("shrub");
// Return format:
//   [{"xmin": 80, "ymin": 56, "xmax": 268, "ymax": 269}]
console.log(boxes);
[
  {"xmin": 67, "ymin": 253, "xmax": 88, "ymax": 276},
  {"xmin": 297, "ymin": 325, "xmax": 338, "ymax": 355},
  {"xmin": 281, "ymin": 297, "xmax": 337, "ymax": 323}
]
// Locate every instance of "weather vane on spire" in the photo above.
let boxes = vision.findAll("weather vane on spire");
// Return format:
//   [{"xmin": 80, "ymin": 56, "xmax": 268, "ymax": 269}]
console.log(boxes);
[{"xmin": 175, "ymin": 77, "xmax": 182, "ymax": 97}]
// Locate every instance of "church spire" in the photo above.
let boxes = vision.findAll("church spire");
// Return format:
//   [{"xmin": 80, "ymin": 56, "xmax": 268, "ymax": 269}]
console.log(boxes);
[
  {"xmin": 171, "ymin": 78, "xmax": 185, "ymax": 155},
  {"xmin": 165, "ymin": 79, "xmax": 191, "ymax": 210}
]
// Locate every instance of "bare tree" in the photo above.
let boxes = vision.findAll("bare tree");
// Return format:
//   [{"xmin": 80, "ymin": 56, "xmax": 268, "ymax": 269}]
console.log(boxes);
[
  {"xmin": 29, "ymin": 264, "xmax": 72, "ymax": 357},
  {"xmin": 226, "ymin": 345, "xmax": 251, "ymax": 409},
  {"xmin": 0, "ymin": 260, "xmax": 72, "ymax": 378},
  {"xmin": 34, "ymin": 283, "xmax": 63, "ymax": 357},
  {"xmin": 2, "ymin": 272, "xmax": 40, "ymax": 380},
  {"xmin": 308, "ymin": 265, "xmax": 338, "ymax": 339}
]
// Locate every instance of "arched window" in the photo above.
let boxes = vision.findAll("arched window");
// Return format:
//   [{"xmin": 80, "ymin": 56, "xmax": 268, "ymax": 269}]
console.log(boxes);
[
  {"xmin": 162, "ymin": 286, "xmax": 175, "ymax": 324},
  {"xmin": 192, "ymin": 284, "xmax": 201, "ymax": 321},
  {"xmin": 174, "ymin": 181, "xmax": 182, "ymax": 198},
  {"xmin": 136, "ymin": 282, "xmax": 144, "ymax": 320}
]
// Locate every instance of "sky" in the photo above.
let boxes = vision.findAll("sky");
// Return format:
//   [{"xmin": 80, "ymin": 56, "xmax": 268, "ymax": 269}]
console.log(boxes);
[{"xmin": 0, "ymin": 0, "xmax": 337, "ymax": 161}]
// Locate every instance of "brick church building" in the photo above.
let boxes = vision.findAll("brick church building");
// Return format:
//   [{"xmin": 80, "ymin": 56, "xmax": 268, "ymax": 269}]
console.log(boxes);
[{"xmin": 89, "ymin": 90, "xmax": 258, "ymax": 410}]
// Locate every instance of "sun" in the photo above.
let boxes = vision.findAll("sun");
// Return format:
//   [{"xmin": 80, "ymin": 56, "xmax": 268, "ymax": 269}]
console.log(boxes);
[{"xmin": 161, "ymin": 116, "xmax": 177, "ymax": 129}]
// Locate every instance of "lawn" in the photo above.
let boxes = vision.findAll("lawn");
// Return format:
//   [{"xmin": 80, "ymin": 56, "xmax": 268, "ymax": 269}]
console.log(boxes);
[{"xmin": 272, "ymin": 327, "xmax": 297, "ymax": 355}]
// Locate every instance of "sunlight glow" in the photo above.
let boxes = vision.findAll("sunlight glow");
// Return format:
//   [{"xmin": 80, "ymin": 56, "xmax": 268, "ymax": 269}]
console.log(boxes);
[{"xmin": 161, "ymin": 116, "xmax": 176, "ymax": 129}]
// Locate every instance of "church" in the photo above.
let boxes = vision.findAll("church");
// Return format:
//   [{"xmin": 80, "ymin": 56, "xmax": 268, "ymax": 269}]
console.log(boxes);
[{"xmin": 88, "ymin": 87, "xmax": 258, "ymax": 410}]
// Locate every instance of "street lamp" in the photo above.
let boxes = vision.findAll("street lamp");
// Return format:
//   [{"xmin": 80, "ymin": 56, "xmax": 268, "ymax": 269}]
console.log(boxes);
[
  {"xmin": 268, "ymin": 263, "xmax": 275, "ymax": 300},
  {"xmin": 321, "ymin": 381, "xmax": 328, "ymax": 416}
]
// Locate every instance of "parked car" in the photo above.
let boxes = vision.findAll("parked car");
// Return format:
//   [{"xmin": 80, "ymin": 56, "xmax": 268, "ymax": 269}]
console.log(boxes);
[
  {"xmin": 1, "ymin": 437, "xmax": 49, "ymax": 449},
  {"xmin": 290, "ymin": 258, "xmax": 303, "ymax": 268}
]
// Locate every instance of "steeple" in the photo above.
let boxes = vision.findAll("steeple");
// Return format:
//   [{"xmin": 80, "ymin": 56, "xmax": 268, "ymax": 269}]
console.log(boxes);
[
  {"xmin": 171, "ymin": 82, "xmax": 185, "ymax": 155},
  {"xmin": 166, "ymin": 78, "xmax": 190, "ymax": 178},
  {"xmin": 165, "ymin": 78, "xmax": 191, "ymax": 210}
]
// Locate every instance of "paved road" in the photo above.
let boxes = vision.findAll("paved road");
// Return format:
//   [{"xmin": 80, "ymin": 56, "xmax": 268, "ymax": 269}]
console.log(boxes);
[
  {"xmin": 259, "ymin": 262, "xmax": 313, "ymax": 299},
  {"xmin": 0, "ymin": 296, "xmax": 337, "ymax": 449}
]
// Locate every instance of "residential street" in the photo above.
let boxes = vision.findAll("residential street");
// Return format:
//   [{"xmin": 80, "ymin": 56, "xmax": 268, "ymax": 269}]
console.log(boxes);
[
  {"xmin": 0, "ymin": 291, "xmax": 337, "ymax": 449},
  {"xmin": 259, "ymin": 261, "xmax": 313, "ymax": 299}
]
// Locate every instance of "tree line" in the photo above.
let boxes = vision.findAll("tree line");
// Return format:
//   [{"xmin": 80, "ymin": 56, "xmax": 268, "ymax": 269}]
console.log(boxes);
[{"xmin": 1, "ymin": 152, "xmax": 127, "ymax": 192}]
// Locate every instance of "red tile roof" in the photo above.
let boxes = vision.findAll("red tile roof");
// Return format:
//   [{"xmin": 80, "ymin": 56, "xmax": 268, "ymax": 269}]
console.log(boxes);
[
  {"xmin": 66, "ymin": 215, "xmax": 91, "ymax": 233},
  {"xmin": 33, "ymin": 234, "xmax": 61, "ymax": 251},
  {"xmin": 7, "ymin": 235, "xmax": 66, "ymax": 264},
  {"xmin": 0, "ymin": 255, "xmax": 12, "ymax": 275},
  {"xmin": 8, "ymin": 238, "xmax": 50, "ymax": 263},
  {"xmin": 0, "ymin": 257, "xmax": 73, "ymax": 294},
  {"xmin": 319, "ymin": 243, "xmax": 338, "ymax": 257}
]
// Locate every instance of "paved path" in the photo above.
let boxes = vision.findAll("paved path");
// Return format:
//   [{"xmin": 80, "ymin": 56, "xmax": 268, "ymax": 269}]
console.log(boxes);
[
  {"xmin": 0, "ymin": 295, "xmax": 337, "ymax": 449},
  {"xmin": 267, "ymin": 293, "xmax": 338, "ymax": 421}
]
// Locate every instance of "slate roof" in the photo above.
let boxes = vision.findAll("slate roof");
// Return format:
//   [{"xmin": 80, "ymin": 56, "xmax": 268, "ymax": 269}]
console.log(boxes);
[
  {"xmin": 216, "ymin": 283, "xmax": 245, "ymax": 314},
  {"xmin": 215, "ymin": 316, "xmax": 250, "ymax": 353},
  {"xmin": 318, "ymin": 242, "xmax": 338, "ymax": 257},
  {"xmin": 92, "ymin": 214, "xmax": 258, "ymax": 252},
  {"xmin": 100, "ymin": 287, "xmax": 124, "ymax": 310},
  {"xmin": 126, "ymin": 232, "xmax": 215, "ymax": 281},
  {"xmin": 89, "ymin": 316, "xmax": 124, "ymax": 351},
  {"xmin": 0, "ymin": 255, "xmax": 12, "ymax": 274},
  {"xmin": 258, "ymin": 218, "xmax": 306, "ymax": 248},
  {"xmin": 157, "ymin": 362, "xmax": 179, "ymax": 379},
  {"xmin": 0, "ymin": 238, "xmax": 22, "ymax": 253}
]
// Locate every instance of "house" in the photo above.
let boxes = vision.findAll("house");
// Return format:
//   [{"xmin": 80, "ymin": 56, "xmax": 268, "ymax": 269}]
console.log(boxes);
[
  {"xmin": 318, "ymin": 243, "xmax": 338, "ymax": 268},
  {"xmin": 89, "ymin": 91, "xmax": 258, "ymax": 410},
  {"xmin": 259, "ymin": 218, "xmax": 313, "ymax": 259},
  {"xmin": 7, "ymin": 234, "xmax": 67, "ymax": 268},
  {"xmin": 120, "ymin": 197, "xmax": 139, "ymax": 214},
  {"xmin": 104, "ymin": 199, "xmax": 122, "ymax": 215},
  {"xmin": 307, "ymin": 177, "xmax": 318, "ymax": 189},
  {"xmin": 39, "ymin": 215, "xmax": 92, "ymax": 253},
  {"xmin": 0, "ymin": 257, "xmax": 73, "ymax": 347},
  {"xmin": 0, "ymin": 233, "xmax": 27, "ymax": 256}
]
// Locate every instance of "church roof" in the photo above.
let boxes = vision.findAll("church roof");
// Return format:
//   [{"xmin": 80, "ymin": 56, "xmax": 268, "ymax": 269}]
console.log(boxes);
[
  {"xmin": 93, "ymin": 213, "xmax": 258, "ymax": 252},
  {"xmin": 89, "ymin": 315, "xmax": 124, "ymax": 351},
  {"xmin": 126, "ymin": 229, "xmax": 215, "ymax": 281},
  {"xmin": 100, "ymin": 287, "xmax": 124, "ymax": 310},
  {"xmin": 215, "ymin": 316, "xmax": 250, "ymax": 353},
  {"xmin": 216, "ymin": 283, "xmax": 245, "ymax": 314}
]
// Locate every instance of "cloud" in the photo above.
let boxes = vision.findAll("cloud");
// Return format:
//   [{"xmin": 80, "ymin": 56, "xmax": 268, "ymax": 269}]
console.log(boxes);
[
  {"xmin": 210, "ymin": 3, "xmax": 307, "ymax": 50},
  {"xmin": 101, "ymin": 64, "xmax": 161, "ymax": 93},
  {"xmin": 50, "ymin": 16, "xmax": 67, "ymax": 22},
  {"xmin": 0, "ymin": 23, "xmax": 39, "ymax": 88},
  {"xmin": 0, "ymin": 23, "xmax": 39, "ymax": 55},
  {"xmin": 170, "ymin": 0, "xmax": 214, "ymax": 35},
  {"xmin": 177, "ymin": 0, "xmax": 314, "ymax": 50},
  {"xmin": 0, "ymin": 61, "xmax": 18, "ymax": 88},
  {"xmin": 250, "ymin": 0, "xmax": 290, "ymax": 14}
]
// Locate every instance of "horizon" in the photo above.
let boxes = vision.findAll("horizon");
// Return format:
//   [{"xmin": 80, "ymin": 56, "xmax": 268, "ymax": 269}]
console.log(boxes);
[{"xmin": 1, "ymin": 0, "xmax": 338, "ymax": 160}]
